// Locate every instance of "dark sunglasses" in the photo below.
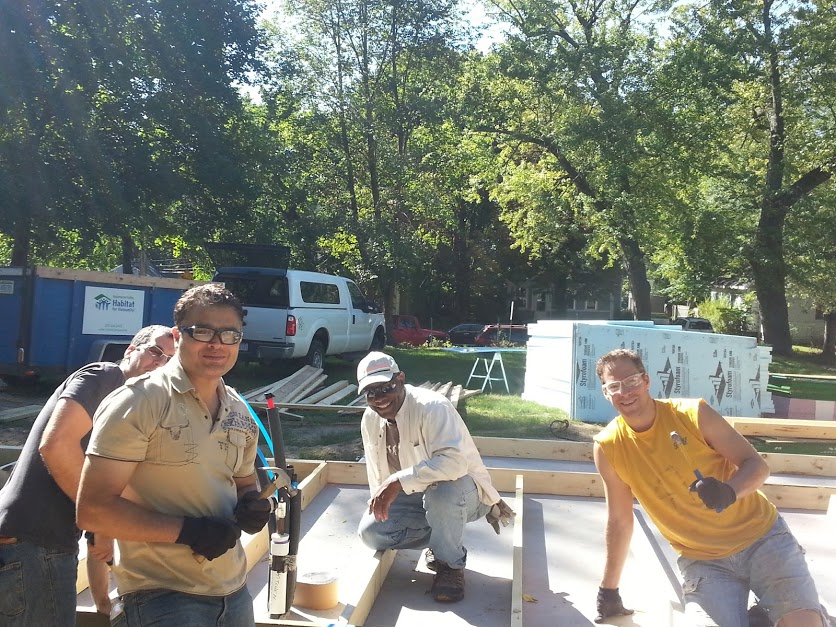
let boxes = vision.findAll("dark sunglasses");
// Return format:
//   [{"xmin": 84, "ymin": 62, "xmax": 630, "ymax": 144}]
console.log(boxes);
[
  {"xmin": 365, "ymin": 380, "xmax": 399, "ymax": 398},
  {"xmin": 144, "ymin": 345, "xmax": 173, "ymax": 363},
  {"xmin": 179, "ymin": 325, "xmax": 243, "ymax": 345}
]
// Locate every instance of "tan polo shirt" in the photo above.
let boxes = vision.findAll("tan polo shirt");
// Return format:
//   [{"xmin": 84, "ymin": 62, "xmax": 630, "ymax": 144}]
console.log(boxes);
[{"xmin": 88, "ymin": 359, "xmax": 259, "ymax": 596}]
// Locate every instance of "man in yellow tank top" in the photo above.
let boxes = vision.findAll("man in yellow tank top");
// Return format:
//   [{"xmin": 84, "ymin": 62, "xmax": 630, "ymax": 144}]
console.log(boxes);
[{"xmin": 592, "ymin": 349, "xmax": 827, "ymax": 627}]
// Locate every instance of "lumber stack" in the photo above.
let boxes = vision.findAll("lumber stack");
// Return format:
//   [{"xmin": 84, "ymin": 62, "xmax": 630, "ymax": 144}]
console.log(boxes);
[
  {"xmin": 243, "ymin": 366, "xmax": 358, "ymax": 415},
  {"xmin": 242, "ymin": 367, "xmax": 481, "ymax": 416}
]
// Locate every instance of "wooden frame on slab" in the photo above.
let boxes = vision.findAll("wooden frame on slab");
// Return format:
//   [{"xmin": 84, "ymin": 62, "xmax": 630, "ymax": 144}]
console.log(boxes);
[
  {"xmin": 726, "ymin": 416, "xmax": 836, "ymax": 439},
  {"xmin": 74, "ymin": 425, "xmax": 834, "ymax": 626},
  {"xmin": 475, "ymin": 429, "xmax": 836, "ymax": 478}
]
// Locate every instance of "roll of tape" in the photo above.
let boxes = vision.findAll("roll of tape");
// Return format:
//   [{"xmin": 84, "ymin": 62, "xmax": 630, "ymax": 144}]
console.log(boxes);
[{"xmin": 293, "ymin": 571, "xmax": 339, "ymax": 610}]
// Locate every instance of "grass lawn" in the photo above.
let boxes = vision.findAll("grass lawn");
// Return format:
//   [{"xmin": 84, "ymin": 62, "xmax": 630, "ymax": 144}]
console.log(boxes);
[
  {"xmin": 225, "ymin": 347, "xmax": 573, "ymax": 459},
  {"xmin": 769, "ymin": 345, "xmax": 836, "ymax": 375}
]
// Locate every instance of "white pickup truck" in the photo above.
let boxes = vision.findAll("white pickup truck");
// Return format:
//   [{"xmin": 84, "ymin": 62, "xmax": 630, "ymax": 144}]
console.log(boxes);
[{"xmin": 212, "ymin": 265, "xmax": 386, "ymax": 368}]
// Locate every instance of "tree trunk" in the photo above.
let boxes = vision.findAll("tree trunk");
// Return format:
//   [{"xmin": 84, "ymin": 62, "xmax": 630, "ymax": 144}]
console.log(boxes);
[
  {"xmin": 619, "ymin": 236, "xmax": 651, "ymax": 319},
  {"xmin": 823, "ymin": 311, "xmax": 836, "ymax": 360},
  {"xmin": 10, "ymin": 214, "xmax": 31, "ymax": 266},
  {"xmin": 121, "ymin": 234, "xmax": 133, "ymax": 275},
  {"xmin": 551, "ymin": 275, "xmax": 568, "ymax": 317},
  {"xmin": 750, "ymin": 2, "xmax": 792, "ymax": 356},
  {"xmin": 749, "ymin": 251, "xmax": 792, "ymax": 355},
  {"xmin": 451, "ymin": 206, "xmax": 471, "ymax": 320}
]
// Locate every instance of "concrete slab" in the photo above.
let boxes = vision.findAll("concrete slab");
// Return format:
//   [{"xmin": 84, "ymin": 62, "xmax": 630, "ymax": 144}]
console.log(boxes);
[
  {"xmin": 364, "ymin": 492, "xmax": 515, "ymax": 627},
  {"xmin": 521, "ymin": 496, "xmax": 681, "ymax": 627},
  {"xmin": 74, "ymin": 442, "xmax": 836, "ymax": 626}
]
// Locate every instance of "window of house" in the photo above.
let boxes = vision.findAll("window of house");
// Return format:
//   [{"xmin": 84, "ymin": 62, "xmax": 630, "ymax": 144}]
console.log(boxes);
[
  {"xmin": 586, "ymin": 300, "xmax": 598, "ymax": 310},
  {"xmin": 536, "ymin": 291, "xmax": 547, "ymax": 312}
]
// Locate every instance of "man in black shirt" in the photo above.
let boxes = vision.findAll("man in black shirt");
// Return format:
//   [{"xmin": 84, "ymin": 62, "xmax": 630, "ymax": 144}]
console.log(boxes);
[{"xmin": 0, "ymin": 325, "xmax": 173, "ymax": 626}]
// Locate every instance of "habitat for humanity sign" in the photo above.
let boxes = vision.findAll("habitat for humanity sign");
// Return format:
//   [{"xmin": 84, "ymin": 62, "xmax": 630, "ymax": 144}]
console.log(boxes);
[{"xmin": 82, "ymin": 286, "xmax": 145, "ymax": 335}]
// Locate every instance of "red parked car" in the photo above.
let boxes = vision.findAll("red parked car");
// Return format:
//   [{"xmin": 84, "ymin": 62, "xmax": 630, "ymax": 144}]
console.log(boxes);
[{"xmin": 386, "ymin": 315, "xmax": 449, "ymax": 346}]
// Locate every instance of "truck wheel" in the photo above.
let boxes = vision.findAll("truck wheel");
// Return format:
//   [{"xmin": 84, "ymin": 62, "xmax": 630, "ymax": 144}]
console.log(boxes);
[
  {"xmin": 370, "ymin": 328, "xmax": 385, "ymax": 351},
  {"xmin": 304, "ymin": 339, "xmax": 326, "ymax": 369}
]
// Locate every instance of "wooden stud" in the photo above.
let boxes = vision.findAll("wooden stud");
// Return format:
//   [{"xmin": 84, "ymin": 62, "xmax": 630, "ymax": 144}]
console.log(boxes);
[
  {"xmin": 298, "ymin": 462, "xmax": 328, "ymax": 511},
  {"xmin": 475, "ymin": 437, "xmax": 594, "ymax": 462},
  {"xmin": 487, "ymin": 468, "xmax": 604, "ymax": 497},
  {"xmin": 511, "ymin": 474, "xmax": 524, "ymax": 627},
  {"xmin": 297, "ymin": 381, "xmax": 350, "ymax": 405},
  {"xmin": 286, "ymin": 374, "xmax": 329, "ymax": 404},
  {"xmin": 759, "ymin": 452, "xmax": 836, "ymax": 477},
  {"xmin": 317, "ymin": 384, "xmax": 358, "ymax": 406},
  {"xmin": 725, "ymin": 417, "xmax": 836, "ymax": 440},
  {"xmin": 250, "ymin": 403, "xmax": 365, "ymax": 412},
  {"xmin": 449, "ymin": 385, "xmax": 463, "ymax": 409},
  {"xmin": 435, "ymin": 382, "xmax": 453, "ymax": 398},
  {"xmin": 760, "ymin": 484, "xmax": 835, "ymax": 511},
  {"xmin": 343, "ymin": 549, "xmax": 397, "ymax": 626},
  {"xmin": 34, "ymin": 265, "xmax": 204, "ymax": 289}
]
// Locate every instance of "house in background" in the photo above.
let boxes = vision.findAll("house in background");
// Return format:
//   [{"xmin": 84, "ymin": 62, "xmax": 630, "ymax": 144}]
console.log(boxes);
[
  {"xmin": 710, "ymin": 281, "xmax": 826, "ymax": 345},
  {"xmin": 507, "ymin": 270, "xmax": 622, "ymax": 324}
]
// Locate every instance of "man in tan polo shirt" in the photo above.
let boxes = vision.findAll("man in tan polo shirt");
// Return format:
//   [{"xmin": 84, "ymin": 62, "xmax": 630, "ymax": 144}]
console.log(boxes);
[{"xmin": 77, "ymin": 284, "xmax": 270, "ymax": 626}]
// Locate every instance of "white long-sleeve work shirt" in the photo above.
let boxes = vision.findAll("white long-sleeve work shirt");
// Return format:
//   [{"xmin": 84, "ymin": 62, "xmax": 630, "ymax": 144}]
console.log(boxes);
[{"xmin": 360, "ymin": 384, "xmax": 500, "ymax": 506}]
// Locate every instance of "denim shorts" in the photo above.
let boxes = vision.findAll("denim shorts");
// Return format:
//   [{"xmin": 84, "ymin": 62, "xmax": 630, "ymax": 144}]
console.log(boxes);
[
  {"xmin": 677, "ymin": 516, "xmax": 825, "ymax": 626},
  {"xmin": 114, "ymin": 585, "xmax": 253, "ymax": 627}
]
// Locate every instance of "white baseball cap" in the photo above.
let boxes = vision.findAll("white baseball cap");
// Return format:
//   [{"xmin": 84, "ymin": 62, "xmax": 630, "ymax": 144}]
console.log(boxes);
[{"xmin": 357, "ymin": 352, "xmax": 400, "ymax": 393}]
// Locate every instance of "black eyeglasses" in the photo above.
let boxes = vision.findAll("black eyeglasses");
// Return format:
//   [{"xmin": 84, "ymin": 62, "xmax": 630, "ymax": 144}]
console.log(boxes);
[
  {"xmin": 179, "ymin": 325, "xmax": 243, "ymax": 345},
  {"xmin": 144, "ymin": 345, "xmax": 173, "ymax": 363},
  {"xmin": 365, "ymin": 380, "xmax": 399, "ymax": 398}
]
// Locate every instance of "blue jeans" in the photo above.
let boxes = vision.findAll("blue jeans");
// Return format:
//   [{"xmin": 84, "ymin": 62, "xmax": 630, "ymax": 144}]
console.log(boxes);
[
  {"xmin": 357, "ymin": 475, "xmax": 492, "ymax": 569},
  {"xmin": 113, "ymin": 585, "xmax": 254, "ymax": 627},
  {"xmin": 677, "ymin": 516, "xmax": 825, "ymax": 626},
  {"xmin": 0, "ymin": 538, "xmax": 78, "ymax": 627}
]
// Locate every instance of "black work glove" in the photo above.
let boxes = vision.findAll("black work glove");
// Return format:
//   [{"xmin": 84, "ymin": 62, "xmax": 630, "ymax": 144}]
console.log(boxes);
[
  {"xmin": 234, "ymin": 490, "xmax": 271, "ymax": 534},
  {"xmin": 595, "ymin": 587, "xmax": 633, "ymax": 623},
  {"xmin": 689, "ymin": 476, "xmax": 736, "ymax": 512},
  {"xmin": 175, "ymin": 516, "xmax": 240, "ymax": 561}
]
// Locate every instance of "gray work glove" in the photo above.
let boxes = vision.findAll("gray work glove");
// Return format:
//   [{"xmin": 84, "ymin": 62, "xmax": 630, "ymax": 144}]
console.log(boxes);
[{"xmin": 486, "ymin": 499, "xmax": 515, "ymax": 534}]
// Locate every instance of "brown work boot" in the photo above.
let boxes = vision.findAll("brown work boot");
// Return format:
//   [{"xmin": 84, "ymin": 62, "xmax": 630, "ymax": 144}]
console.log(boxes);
[{"xmin": 431, "ymin": 564, "xmax": 465, "ymax": 603}]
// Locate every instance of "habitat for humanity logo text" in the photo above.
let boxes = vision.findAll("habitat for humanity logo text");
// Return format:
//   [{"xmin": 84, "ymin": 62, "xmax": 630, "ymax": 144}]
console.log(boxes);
[{"xmin": 94, "ymin": 293, "xmax": 136, "ymax": 313}]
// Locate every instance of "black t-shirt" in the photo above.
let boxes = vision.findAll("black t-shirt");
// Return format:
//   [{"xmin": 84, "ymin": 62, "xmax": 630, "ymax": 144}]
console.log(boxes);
[{"xmin": 0, "ymin": 362, "xmax": 125, "ymax": 552}]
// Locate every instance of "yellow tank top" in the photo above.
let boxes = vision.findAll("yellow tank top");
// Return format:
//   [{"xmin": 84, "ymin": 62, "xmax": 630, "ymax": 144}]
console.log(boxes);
[{"xmin": 595, "ymin": 399, "xmax": 776, "ymax": 559}]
